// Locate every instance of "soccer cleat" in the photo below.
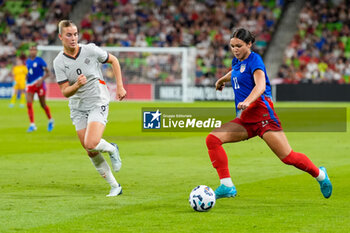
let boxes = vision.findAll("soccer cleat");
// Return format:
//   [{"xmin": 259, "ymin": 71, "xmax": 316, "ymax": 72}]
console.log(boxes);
[
  {"xmin": 48, "ymin": 119, "xmax": 54, "ymax": 132},
  {"xmin": 9, "ymin": 104, "xmax": 14, "ymax": 108},
  {"xmin": 27, "ymin": 124, "xmax": 37, "ymax": 133},
  {"xmin": 106, "ymin": 184, "xmax": 122, "ymax": 197},
  {"xmin": 109, "ymin": 143, "xmax": 122, "ymax": 172},
  {"xmin": 318, "ymin": 167, "xmax": 332, "ymax": 198},
  {"xmin": 214, "ymin": 184, "xmax": 237, "ymax": 199}
]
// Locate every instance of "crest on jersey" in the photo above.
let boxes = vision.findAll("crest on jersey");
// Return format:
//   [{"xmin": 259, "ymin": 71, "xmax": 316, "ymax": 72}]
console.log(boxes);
[
  {"xmin": 240, "ymin": 64, "xmax": 246, "ymax": 73},
  {"xmin": 84, "ymin": 58, "xmax": 90, "ymax": 65}
]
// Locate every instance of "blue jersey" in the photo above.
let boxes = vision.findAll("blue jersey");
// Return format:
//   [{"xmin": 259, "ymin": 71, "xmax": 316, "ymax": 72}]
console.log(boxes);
[
  {"xmin": 231, "ymin": 52, "xmax": 272, "ymax": 115},
  {"xmin": 26, "ymin": 57, "xmax": 47, "ymax": 85}
]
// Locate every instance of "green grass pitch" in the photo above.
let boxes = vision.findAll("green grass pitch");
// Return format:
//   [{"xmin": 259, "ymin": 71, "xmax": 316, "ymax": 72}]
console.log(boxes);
[{"xmin": 1, "ymin": 99, "xmax": 349, "ymax": 232}]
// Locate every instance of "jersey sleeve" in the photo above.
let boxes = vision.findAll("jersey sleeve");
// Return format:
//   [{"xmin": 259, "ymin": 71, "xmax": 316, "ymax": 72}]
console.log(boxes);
[
  {"xmin": 89, "ymin": 43, "xmax": 109, "ymax": 64},
  {"xmin": 39, "ymin": 57, "xmax": 47, "ymax": 67},
  {"xmin": 250, "ymin": 53, "xmax": 265, "ymax": 75},
  {"xmin": 53, "ymin": 58, "xmax": 68, "ymax": 84}
]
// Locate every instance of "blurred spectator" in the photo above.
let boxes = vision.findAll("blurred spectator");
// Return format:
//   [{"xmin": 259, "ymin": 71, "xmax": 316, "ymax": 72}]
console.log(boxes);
[
  {"xmin": 279, "ymin": 0, "xmax": 350, "ymax": 84},
  {"xmin": 0, "ymin": 62, "xmax": 11, "ymax": 82}
]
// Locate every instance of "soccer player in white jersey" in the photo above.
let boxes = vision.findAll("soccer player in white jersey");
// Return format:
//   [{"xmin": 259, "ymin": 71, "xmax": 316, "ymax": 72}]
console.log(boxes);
[{"xmin": 53, "ymin": 20, "xmax": 127, "ymax": 197}]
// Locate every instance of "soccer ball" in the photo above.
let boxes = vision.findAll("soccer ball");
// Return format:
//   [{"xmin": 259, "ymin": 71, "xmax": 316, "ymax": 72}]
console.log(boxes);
[{"xmin": 189, "ymin": 185, "xmax": 216, "ymax": 212}]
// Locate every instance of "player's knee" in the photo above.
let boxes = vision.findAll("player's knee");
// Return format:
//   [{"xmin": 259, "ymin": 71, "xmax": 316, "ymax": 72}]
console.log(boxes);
[
  {"xmin": 206, "ymin": 134, "xmax": 223, "ymax": 149},
  {"xmin": 84, "ymin": 140, "xmax": 99, "ymax": 151}
]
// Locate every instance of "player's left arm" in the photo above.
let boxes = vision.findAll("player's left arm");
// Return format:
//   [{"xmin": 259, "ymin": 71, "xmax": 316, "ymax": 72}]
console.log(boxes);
[
  {"xmin": 237, "ymin": 69, "xmax": 266, "ymax": 110},
  {"xmin": 36, "ymin": 59, "xmax": 51, "ymax": 86},
  {"xmin": 106, "ymin": 54, "xmax": 127, "ymax": 101},
  {"xmin": 42, "ymin": 67, "xmax": 51, "ymax": 81},
  {"xmin": 36, "ymin": 67, "xmax": 50, "ymax": 87}
]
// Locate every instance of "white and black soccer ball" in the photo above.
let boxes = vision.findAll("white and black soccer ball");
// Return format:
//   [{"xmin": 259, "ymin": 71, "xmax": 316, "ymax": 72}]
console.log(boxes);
[{"xmin": 189, "ymin": 185, "xmax": 216, "ymax": 212}]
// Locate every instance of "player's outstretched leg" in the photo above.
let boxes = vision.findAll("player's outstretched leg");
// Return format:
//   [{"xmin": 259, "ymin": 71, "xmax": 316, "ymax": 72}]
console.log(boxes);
[
  {"xmin": 317, "ymin": 167, "xmax": 332, "ymax": 198},
  {"xmin": 109, "ymin": 143, "xmax": 122, "ymax": 172},
  {"xmin": 281, "ymin": 150, "xmax": 332, "ymax": 198}
]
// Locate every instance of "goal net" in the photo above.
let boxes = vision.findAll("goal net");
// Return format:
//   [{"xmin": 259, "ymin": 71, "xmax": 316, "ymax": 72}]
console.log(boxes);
[{"xmin": 38, "ymin": 45, "xmax": 197, "ymax": 102}]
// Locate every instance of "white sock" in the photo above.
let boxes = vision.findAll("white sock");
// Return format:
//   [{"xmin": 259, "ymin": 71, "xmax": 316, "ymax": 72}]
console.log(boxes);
[
  {"xmin": 316, "ymin": 169, "xmax": 326, "ymax": 181},
  {"xmin": 30, "ymin": 123, "xmax": 36, "ymax": 127},
  {"xmin": 90, "ymin": 153, "xmax": 118, "ymax": 188},
  {"xmin": 220, "ymin": 178, "xmax": 234, "ymax": 187},
  {"xmin": 93, "ymin": 139, "xmax": 115, "ymax": 154}
]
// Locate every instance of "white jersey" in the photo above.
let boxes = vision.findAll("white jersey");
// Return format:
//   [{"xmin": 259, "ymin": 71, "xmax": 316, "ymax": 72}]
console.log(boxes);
[{"xmin": 53, "ymin": 43, "xmax": 110, "ymax": 111}]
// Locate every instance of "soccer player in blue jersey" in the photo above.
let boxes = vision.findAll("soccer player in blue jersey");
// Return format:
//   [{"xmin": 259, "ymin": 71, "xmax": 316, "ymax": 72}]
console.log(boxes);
[
  {"xmin": 206, "ymin": 28, "xmax": 332, "ymax": 199},
  {"xmin": 26, "ymin": 44, "xmax": 54, "ymax": 132}
]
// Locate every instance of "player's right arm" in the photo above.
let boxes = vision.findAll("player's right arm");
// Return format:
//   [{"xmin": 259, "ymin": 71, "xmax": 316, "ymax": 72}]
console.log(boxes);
[
  {"xmin": 59, "ymin": 74, "xmax": 86, "ymax": 97},
  {"xmin": 54, "ymin": 56, "xmax": 87, "ymax": 98},
  {"xmin": 215, "ymin": 70, "xmax": 232, "ymax": 91}
]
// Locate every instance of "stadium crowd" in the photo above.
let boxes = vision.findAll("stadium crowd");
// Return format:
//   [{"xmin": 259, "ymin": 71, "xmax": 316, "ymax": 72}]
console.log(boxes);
[
  {"xmin": 8, "ymin": 0, "xmax": 348, "ymax": 86},
  {"xmin": 3, "ymin": 0, "xmax": 350, "ymax": 86},
  {"xmin": 276, "ymin": 0, "xmax": 350, "ymax": 84},
  {"xmin": 0, "ymin": 0, "xmax": 77, "ymax": 82},
  {"xmin": 0, "ymin": 0, "xmax": 283, "ymax": 85},
  {"xmin": 80, "ymin": 0, "xmax": 283, "ymax": 85}
]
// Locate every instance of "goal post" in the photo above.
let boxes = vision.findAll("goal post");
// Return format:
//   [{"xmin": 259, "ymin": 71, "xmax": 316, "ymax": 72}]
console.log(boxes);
[{"xmin": 38, "ymin": 45, "xmax": 197, "ymax": 102}]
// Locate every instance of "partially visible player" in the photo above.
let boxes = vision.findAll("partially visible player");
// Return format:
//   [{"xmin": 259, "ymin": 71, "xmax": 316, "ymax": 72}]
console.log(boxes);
[
  {"xmin": 9, "ymin": 57, "xmax": 27, "ymax": 108},
  {"xmin": 207, "ymin": 28, "xmax": 332, "ymax": 199},
  {"xmin": 26, "ymin": 44, "xmax": 54, "ymax": 132},
  {"xmin": 53, "ymin": 20, "xmax": 126, "ymax": 197}
]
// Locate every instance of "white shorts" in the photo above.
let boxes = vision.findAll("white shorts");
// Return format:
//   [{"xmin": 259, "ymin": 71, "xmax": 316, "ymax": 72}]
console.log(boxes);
[{"xmin": 70, "ymin": 104, "xmax": 109, "ymax": 131}]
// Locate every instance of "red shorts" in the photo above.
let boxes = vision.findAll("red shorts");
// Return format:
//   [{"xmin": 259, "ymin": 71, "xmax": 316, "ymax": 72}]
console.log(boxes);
[
  {"xmin": 26, "ymin": 83, "xmax": 46, "ymax": 97},
  {"xmin": 232, "ymin": 96, "xmax": 283, "ymax": 138}
]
